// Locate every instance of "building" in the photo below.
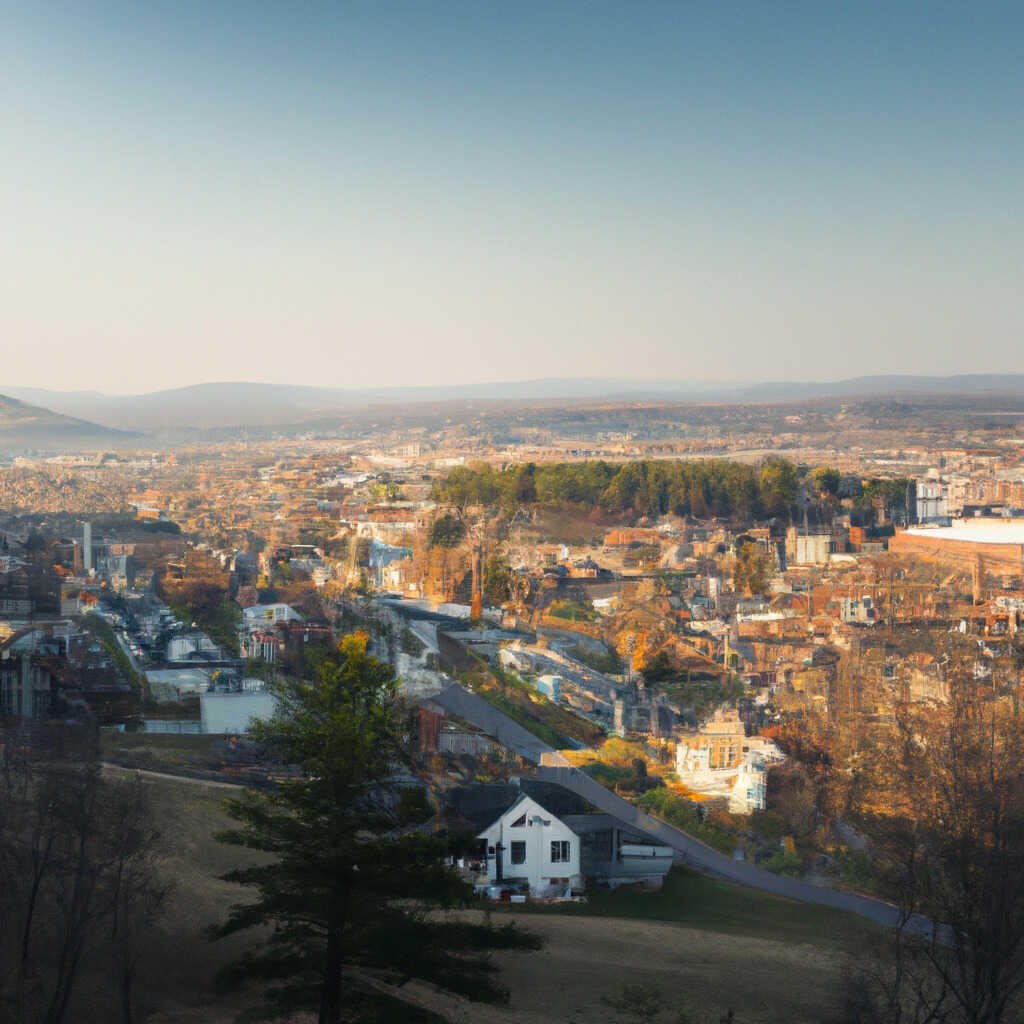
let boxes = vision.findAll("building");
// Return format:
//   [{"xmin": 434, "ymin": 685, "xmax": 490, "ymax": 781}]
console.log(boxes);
[
  {"xmin": 477, "ymin": 793, "xmax": 583, "ymax": 896},
  {"xmin": 890, "ymin": 519, "xmax": 1024, "ymax": 577},
  {"xmin": 785, "ymin": 527, "xmax": 831, "ymax": 567},
  {"xmin": 916, "ymin": 479, "xmax": 950, "ymax": 523},
  {"xmin": 536, "ymin": 674, "xmax": 562, "ymax": 700},
  {"xmin": 840, "ymin": 595, "xmax": 876, "ymax": 624},
  {"xmin": 166, "ymin": 632, "xmax": 220, "ymax": 662},
  {"xmin": 0, "ymin": 641, "xmax": 54, "ymax": 717},
  {"xmin": 242, "ymin": 630, "xmax": 278, "ymax": 662},
  {"xmin": 561, "ymin": 813, "xmax": 674, "ymax": 890},
  {"xmin": 242, "ymin": 603, "xmax": 303, "ymax": 627},
  {"xmin": 82, "ymin": 520, "xmax": 92, "ymax": 572},
  {"xmin": 675, "ymin": 708, "xmax": 784, "ymax": 813}
]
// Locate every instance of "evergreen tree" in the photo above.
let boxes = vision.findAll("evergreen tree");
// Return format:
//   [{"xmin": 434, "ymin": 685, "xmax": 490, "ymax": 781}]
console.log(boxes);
[{"xmin": 212, "ymin": 635, "xmax": 538, "ymax": 1023}]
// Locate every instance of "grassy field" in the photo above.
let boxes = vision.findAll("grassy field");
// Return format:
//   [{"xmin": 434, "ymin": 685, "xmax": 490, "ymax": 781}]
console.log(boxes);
[
  {"xmin": 123, "ymin": 772, "xmax": 879, "ymax": 1023},
  {"xmin": 100, "ymin": 728, "xmax": 221, "ymax": 770},
  {"xmin": 525, "ymin": 866, "xmax": 880, "ymax": 954},
  {"xmin": 488, "ymin": 910, "xmax": 858, "ymax": 1024}
]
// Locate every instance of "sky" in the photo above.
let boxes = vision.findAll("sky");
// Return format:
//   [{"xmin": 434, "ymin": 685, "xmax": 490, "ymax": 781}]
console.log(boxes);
[{"xmin": 2, "ymin": 1, "xmax": 1022, "ymax": 394}]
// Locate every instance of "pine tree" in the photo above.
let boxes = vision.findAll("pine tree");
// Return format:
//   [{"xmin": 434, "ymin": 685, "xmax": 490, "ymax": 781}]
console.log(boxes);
[{"xmin": 212, "ymin": 634, "xmax": 539, "ymax": 1023}]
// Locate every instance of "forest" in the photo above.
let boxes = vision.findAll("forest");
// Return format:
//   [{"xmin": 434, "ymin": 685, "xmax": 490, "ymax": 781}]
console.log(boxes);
[{"xmin": 432, "ymin": 458, "xmax": 914, "ymax": 524}]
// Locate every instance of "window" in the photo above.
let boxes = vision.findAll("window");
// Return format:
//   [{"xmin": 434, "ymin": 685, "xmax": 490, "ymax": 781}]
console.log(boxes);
[
  {"xmin": 510, "ymin": 813, "xmax": 527, "ymax": 828},
  {"xmin": 551, "ymin": 840, "xmax": 570, "ymax": 863},
  {"xmin": 510, "ymin": 841, "xmax": 526, "ymax": 865}
]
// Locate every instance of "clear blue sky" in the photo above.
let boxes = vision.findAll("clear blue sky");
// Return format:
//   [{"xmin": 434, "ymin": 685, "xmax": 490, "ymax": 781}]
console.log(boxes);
[{"xmin": 3, "ymin": 1, "xmax": 1021, "ymax": 392}]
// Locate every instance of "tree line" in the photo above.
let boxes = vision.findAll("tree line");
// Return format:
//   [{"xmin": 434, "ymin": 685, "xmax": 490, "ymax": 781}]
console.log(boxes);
[{"xmin": 433, "ymin": 458, "xmax": 914, "ymax": 523}]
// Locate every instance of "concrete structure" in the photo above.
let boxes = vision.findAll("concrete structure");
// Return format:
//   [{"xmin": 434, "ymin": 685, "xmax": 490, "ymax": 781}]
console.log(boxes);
[
  {"xmin": 0, "ymin": 644, "xmax": 52, "ymax": 717},
  {"xmin": 916, "ymin": 479, "xmax": 949, "ymax": 523},
  {"xmin": 785, "ymin": 528, "xmax": 831, "ymax": 567},
  {"xmin": 840, "ymin": 595, "xmax": 876, "ymax": 624},
  {"xmin": 166, "ymin": 632, "xmax": 220, "ymax": 662},
  {"xmin": 200, "ymin": 691, "xmax": 277, "ymax": 734},
  {"xmin": 242, "ymin": 630, "xmax": 278, "ymax": 662},
  {"xmin": 82, "ymin": 521, "xmax": 92, "ymax": 572},
  {"xmin": 477, "ymin": 793, "xmax": 583, "ymax": 896},
  {"xmin": 145, "ymin": 667, "xmax": 213, "ymax": 700}
]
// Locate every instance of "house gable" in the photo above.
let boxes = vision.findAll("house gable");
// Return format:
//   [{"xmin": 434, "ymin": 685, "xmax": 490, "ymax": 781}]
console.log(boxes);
[{"xmin": 477, "ymin": 793, "xmax": 582, "ymax": 895}]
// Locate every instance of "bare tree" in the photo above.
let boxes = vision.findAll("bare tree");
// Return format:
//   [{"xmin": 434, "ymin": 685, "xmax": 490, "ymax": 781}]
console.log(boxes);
[
  {"xmin": 847, "ymin": 642, "xmax": 1024, "ymax": 1023},
  {"xmin": 0, "ymin": 722, "xmax": 168, "ymax": 1024}
]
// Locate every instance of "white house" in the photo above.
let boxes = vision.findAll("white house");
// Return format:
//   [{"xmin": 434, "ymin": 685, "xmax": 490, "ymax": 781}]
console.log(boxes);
[
  {"xmin": 242, "ymin": 603, "xmax": 303, "ymax": 627},
  {"xmin": 477, "ymin": 794, "xmax": 583, "ymax": 896}
]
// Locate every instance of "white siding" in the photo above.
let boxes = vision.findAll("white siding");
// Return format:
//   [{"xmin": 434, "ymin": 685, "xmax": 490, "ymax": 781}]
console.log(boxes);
[{"xmin": 478, "ymin": 794, "xmax": 582, "ymax": 896}]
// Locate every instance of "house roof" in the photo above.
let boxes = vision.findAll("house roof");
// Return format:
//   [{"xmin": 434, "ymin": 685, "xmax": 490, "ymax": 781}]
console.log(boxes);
[{"xmin": 476, "ymin": 792, "xmax": 567, "ymax": 836}]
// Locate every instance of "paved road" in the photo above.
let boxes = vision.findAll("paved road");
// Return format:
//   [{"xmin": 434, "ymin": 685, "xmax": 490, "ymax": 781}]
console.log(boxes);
[
  {"xmin": 535, "ymin": 762, "xmax": 934, "ymax": 932},
  {"xmin": 110, "ymin": 624, "xmax": 145, "ymax": 676},
  {"xmin": 432, "ymin": 683, "xmax": 556, "ymax": 762},
  {"xmin": 432, "ymin": 682, "xmax": 932, "ymax": 934}
]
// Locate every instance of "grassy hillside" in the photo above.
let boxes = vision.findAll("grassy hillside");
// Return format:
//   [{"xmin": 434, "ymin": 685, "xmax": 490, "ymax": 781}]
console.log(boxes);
[
  {"xmin": 0, "ymin": 391, "xmax": 136, "ymax": 449},
  {"xmin": 119, "ymin": 769, "xmax": 875, "ymax": 1023}
]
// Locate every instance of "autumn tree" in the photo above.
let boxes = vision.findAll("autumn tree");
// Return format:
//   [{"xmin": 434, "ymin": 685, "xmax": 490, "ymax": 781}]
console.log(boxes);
[
  {"xmin": 482, "ymin": 553, "xmax": 513, "ymax": 606},
  {"xmin": 758, "ymin": 457, "xmax": 799, "ymax": 518},
  {"xmin": 808, "ymin": 466, "xmax": 841, "ymax": 498},
  {"xmin": 732, "ymin": 541, "xmax": 772, "ymax": 596},
  {"xmin": 428, "ymin": 513, "xmax": 466, "ymax": 550}
]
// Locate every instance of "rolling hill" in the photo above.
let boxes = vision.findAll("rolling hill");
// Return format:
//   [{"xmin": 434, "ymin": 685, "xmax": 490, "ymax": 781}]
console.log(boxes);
[
  {"xmin": 6, "ymin": 372, "xmax": 1024, "ymax": 436},
  {"xmin": 0, "ymin": 392, "xmax": 138, "ymax": 451}
]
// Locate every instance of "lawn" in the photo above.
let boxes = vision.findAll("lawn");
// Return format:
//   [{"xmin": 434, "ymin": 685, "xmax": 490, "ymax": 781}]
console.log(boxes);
[
  {"xmin": 525, "ymin": 866, "xmax": 882, "ymax": 954},
  {"xmin": 99, "ymin": 727, "xmax": 220, "ymax": 768}
]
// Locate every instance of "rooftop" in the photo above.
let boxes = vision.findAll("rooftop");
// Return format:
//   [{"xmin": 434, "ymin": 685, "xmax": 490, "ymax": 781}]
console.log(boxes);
[{"xmin": 903, "ymin": 518, "xmax": 1024, "ymax": 546}]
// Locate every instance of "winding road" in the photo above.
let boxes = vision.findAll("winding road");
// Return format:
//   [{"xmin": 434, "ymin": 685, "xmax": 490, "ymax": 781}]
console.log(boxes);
[{"xmin": 434, "ymin": 682, "xmax": 931, "ymax": 934}]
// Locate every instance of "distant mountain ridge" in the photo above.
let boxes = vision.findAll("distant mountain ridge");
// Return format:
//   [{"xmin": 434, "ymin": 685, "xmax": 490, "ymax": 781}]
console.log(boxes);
[
  {"xmin": 0, "ymin": 392, "xmax": 138, "ymax": 451},
  {"xmin": 5, "ymin": 373, "xmax": 1024, "ymax": 434},
  {"xmin": 735, "ymin": 374, "xmax": 1024, "ymax": 402}
]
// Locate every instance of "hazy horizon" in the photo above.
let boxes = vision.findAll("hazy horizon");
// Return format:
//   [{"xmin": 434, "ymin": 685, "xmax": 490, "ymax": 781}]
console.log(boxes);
[
  {"xmin": 10, "ymin": 370, "xmax": 1024, "ymax": 405},
  {"xmin": 4, "ymin": 2, "xmax": 1022, "ymax": 392}
]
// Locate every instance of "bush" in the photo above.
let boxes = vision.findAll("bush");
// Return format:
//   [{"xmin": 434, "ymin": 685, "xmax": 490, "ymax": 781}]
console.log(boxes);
[
  {"xmin": 762, "ymin": 851, "xmax": 803, "ymax": 877},
  {"xmin": 638, "ymin": 790, "xmax": 736, "ymax": 855},
  {"xmin": 400, "ymin": 628, "xmax": 426, "ymax": 658}
]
